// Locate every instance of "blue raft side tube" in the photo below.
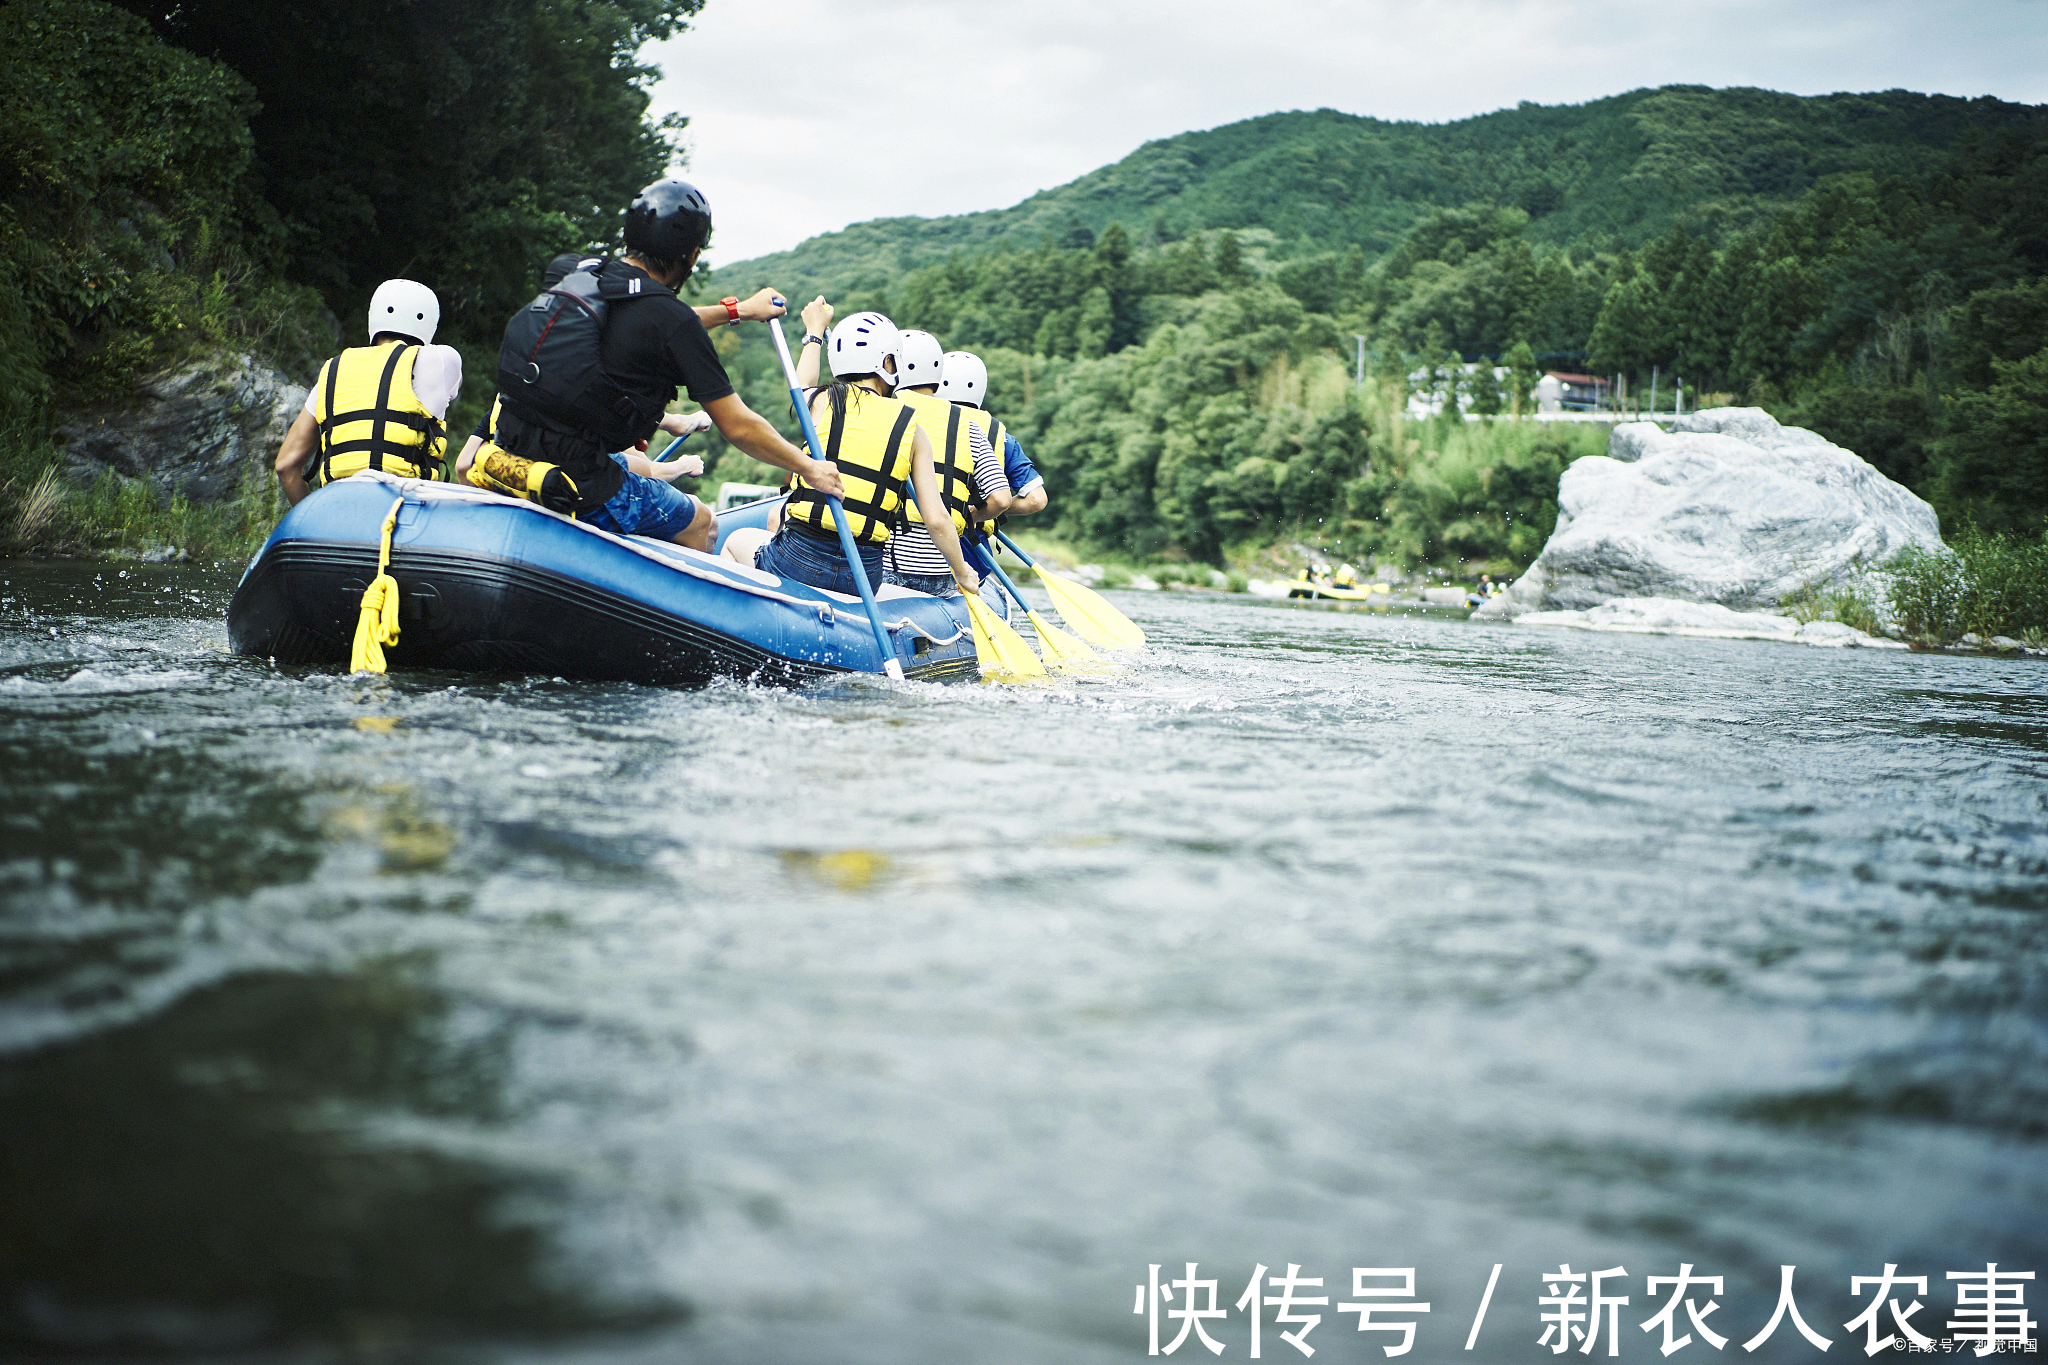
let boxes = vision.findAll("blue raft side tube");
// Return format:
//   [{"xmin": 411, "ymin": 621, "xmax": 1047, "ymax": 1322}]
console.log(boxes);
[{"xmin": 228, "ymin": 479, "xmax": 981, "ymax": 683}]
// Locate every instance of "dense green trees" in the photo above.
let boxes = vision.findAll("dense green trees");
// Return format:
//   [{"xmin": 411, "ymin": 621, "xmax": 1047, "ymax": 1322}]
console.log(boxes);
[
  {"xmin": 109, "ymin": 0, "xmax": 699, "ymax": 351},
  {"xmin": 7, "ymin": 14, "xmax": 2043, "ymax": 568},
  {"xmin": 722, "ymin": 87, "xmax": 2040, "ymax": 314},
  {"xmin": 703, "ymin": 97, "xmax": 2047, "ymax": 563},
  {"xmin": 0, "ymin": 0, "xmax": 308, "ymax": 416},
  {"xmin": 1, "ymin": 0, "xmax": 696, "ymax": 426}
]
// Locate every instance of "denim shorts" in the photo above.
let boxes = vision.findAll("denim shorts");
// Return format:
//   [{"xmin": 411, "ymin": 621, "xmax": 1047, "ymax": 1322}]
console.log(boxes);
[
  {"xmin": 882, "ymin": 566, "xmax": 959, "ymax": 597},
  {"xmin": 755, "ymin": 523, "xmax": 884, "ymax": 597},
  {"xmin": 580, "ymin": 453, "xmax": 701, "ymax": 541}
]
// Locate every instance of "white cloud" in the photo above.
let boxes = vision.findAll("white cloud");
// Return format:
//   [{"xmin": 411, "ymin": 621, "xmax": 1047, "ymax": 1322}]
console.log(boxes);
[{"xmin": 643, "ymin": 0, "xmax": 2048, "ymax": 266}]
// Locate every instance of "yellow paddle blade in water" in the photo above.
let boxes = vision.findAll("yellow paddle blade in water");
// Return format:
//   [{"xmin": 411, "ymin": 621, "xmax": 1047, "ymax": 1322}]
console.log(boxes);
[
  {"xmin": 1025, "ymin": 608, "xmax": 1120, "ymax": 677},
  {"xmin": 965, "ymin": 592, "xmax": 1046, "ymax": 682},
  {"xmin": 1038, "ymin": 571, "xmax": 1147, "ymax": 649}
]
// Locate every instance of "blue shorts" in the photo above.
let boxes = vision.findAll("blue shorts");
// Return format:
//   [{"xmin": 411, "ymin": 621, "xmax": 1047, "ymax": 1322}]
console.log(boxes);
[
  {"xmin": 755, "ymin": 523, "xmax": 884, "ymax": 597},
  {"xmin": 883, "ymin": 566, "xmax": 959, "ymax": 596},
  {"xmin": 580, "ymin": 453, "xmax": 701, "ymax": 541}
]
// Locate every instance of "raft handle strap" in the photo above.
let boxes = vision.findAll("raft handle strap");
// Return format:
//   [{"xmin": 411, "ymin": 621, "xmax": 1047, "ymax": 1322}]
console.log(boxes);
[{"xmin": 349, "ymin": 493, "xmax": 406, "ymax": 674}]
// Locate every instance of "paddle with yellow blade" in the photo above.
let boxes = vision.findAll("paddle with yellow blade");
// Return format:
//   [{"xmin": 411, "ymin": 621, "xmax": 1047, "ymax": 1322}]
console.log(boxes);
[
  {"xmin": 900, "ymin": 486, "xmax": 1044, "ymax": 681},
  {"xmin": 962, "ymin": 586, "xmax": 1046, "ymax": 682},
  {"xmin": 968, "ymin": 538, "xmax": 1116, "ymax": 675},
  {"xmin": 766, "ymin": 305, "xmax": 904, "ymax": 680},
  {"xmin": 991, "ymin": 528, "xmax": 1146, "ymax": 649}
]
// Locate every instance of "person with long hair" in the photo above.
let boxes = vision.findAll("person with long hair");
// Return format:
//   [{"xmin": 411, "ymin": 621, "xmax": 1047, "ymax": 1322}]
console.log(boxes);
[{"xmin": 751, "ymin": 310, "xmax": 979, "ymax": 599}]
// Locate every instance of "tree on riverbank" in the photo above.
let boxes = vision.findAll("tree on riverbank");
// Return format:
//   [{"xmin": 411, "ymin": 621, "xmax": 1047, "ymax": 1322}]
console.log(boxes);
[
  {"xmin": 0, "ymin": 0, "xmax": 698, "ymax": 552},
  {"xmin": 0, "ymin": 0, "xmax": 698, "ymax": 425},
  {"xmin": 700, "ymin": 89, "xmax": 2046, "ymax": 558}
]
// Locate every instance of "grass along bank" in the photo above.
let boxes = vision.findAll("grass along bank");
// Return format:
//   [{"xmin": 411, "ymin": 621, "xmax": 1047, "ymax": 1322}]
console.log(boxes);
[
  {"xmin": 1, "ymin": 423, "xmax": 281, "ymax": 563},
  {"xmin": 1881, "ymin": 527, "xmax": 2048, "ymax": 646}
]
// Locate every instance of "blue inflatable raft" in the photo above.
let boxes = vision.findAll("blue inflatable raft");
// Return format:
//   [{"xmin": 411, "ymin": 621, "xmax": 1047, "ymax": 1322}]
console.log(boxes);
[{"xmin": 226, "ymin": 472, "xmax": 987, "ymax": 685}]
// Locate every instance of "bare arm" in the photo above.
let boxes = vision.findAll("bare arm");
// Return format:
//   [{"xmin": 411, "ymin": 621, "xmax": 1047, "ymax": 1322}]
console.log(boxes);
[
  {"xmin": 454, "ymin": 432, "xmax": 483, "ymax": 478},
  {"xmin": 965, "ymin": 421, "xmax": 1013, "ymax": 519},
  {"xmin": 275, "ymin": 408, "xmax": 317, "ymax": 506},
  {"xmin": 1009, "ymin": 483, "xmax": 1048, "ymax": 517},
  {"xmin": 704, "ymin": 391, "xmax": 844, "ymax": 498},
  {"xmin": 795, "ymin": 296, "xmax": 832, "ymax": 387},
  {"xmin": 694, "ymin": 287, "xmax": 787, "ymax": 332},
  {"xmin": 642, "ymin": 410, "xmax": 711, "ymax": 477},
  {"xmin": 905, "ymin": 426, "xmax": 979, "ymax": 593}
]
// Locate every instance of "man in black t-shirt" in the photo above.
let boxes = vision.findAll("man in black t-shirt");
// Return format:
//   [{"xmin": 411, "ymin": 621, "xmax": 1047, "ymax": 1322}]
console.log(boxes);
[{"xmin": 491, "ymin": 182, "xmax": 843, "ymax": 550}]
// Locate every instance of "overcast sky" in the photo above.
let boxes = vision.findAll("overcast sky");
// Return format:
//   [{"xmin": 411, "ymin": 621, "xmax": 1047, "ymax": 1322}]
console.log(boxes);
[{"xmin": 643, "ymin": 0, "xmax": 2048, "ymax": 268}]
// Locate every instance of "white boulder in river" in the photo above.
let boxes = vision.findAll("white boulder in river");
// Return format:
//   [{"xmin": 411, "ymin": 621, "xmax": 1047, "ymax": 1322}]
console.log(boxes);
[{"xmin": 1474, "ymin": 408, "xmax": 1943, "ymax": 621}]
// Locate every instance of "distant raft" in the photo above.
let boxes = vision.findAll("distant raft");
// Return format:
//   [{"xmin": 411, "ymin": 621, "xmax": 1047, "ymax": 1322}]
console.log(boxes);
[
  {"xmin": 1286, "ymin": 580, "xmax": 1386, "ymax": 602},
  {"xmin": 226, "ymin": 472, "xmax": 987, "ymax": 686}
]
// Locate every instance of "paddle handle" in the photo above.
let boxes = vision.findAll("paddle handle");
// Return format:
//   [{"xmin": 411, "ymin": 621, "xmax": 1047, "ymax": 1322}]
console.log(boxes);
[{"xmin": 766, "ymin": 308, "xmax": 903, "ymax": 680}]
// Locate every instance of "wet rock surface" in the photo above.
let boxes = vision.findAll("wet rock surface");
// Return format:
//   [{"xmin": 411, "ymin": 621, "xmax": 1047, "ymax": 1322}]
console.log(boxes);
[
  {"xmin": 54, "ymin": 352, "xmax": 307, "ymax": 505},
  {"xmin": 1515, "ymin": 596, "xmax": 1909, "ymax": 648}
]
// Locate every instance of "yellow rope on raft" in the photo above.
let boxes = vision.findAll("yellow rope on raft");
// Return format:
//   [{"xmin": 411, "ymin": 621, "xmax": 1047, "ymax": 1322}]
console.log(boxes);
[{"xmin": 349, "ymin": 495, "xmax": 406, "ymax": 674}]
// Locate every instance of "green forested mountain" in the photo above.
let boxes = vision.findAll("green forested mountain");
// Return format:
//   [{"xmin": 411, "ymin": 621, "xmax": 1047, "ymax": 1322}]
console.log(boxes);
[
  {"xmin": 699, "ymin": 85, "xmax": 2047, "ymax": 558},
  {"xmin": 711, "ymin": 88, "xmax": 2039, "ymax": 308}
]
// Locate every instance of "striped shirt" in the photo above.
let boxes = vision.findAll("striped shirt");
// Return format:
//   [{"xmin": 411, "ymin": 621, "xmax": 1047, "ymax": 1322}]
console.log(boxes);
[{"xmin": 886, "ymin": 417, "xmax": 1005, "ymax": 576}]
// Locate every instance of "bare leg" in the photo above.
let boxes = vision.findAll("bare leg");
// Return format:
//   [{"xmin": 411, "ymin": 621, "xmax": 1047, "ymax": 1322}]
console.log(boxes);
[{"xmin": 670, "ymin": 497, "xmax": 717, "ymax": 553}]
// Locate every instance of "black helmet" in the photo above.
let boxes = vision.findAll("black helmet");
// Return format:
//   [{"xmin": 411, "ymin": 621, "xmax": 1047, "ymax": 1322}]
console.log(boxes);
[{"xmin": 625, "ymin": 179, "xmax": 712, "ymax": 260}]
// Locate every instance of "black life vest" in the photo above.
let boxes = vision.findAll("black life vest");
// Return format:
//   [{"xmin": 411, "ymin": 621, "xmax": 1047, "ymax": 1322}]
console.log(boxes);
[
  {"xmin": 495, "ymin": 259, "xmax": 672, "ymax": 452},
  {"xmin": 896, "ymin": 390, "xmax": 974, "ymax": 533}
]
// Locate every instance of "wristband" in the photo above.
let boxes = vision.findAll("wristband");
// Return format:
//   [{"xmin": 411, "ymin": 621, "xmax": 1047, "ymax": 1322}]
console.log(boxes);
[
  {"xmin": 802, "ymin": 333, "xmax": 826, "ymax": 346},
  {"xmin": 720, "ymin": 296, "xmax": 740, "ymax": 323}
]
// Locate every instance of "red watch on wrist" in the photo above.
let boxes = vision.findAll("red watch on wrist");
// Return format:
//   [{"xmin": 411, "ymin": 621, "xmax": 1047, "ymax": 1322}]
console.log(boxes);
[{"xmin": 720, "ymin": 296, "xmax": 741, "ymax": 323}]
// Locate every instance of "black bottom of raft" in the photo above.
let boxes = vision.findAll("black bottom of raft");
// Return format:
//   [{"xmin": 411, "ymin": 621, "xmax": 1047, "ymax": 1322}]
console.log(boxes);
[{"xmin": 228, "ymin": 539, "xmax": 976, "ymax": 688}]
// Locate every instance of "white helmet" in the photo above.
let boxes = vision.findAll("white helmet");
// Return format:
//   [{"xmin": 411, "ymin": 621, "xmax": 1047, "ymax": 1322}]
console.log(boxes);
[
  {"xmin": 367, "ymin": 278, "xmax": 439, "ymax": 344},
  {"xmin": 827, "ymin": 311, "xmax": 902, "ymax": 388},
  {"xmin": 938, "ymin": 350, "xmax": 987, "ymax": 407},
  {"xmin": 896, "ymin": 330, "xmax": 945, "ymax": 390}
]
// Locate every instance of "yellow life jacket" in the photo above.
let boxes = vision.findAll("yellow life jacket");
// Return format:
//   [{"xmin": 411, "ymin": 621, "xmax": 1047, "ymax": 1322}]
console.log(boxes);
[
  {"xmin": 957, "ymin": 406, "xmax": 1007, "ymax": 473},
  {"xmin": 956, "ymin": 406, "xmax": 1011, "ymax": 534},
  {"xmin": 785, "ymin": 384, "xmax": 916, "ymax": 545},
  {"xmin": 895, "ymin": 390, "xmax": 974, "ymax": 533},
  {"xmin": 310, "ymin": 340, "xmax": 447, "ymax": 486}
]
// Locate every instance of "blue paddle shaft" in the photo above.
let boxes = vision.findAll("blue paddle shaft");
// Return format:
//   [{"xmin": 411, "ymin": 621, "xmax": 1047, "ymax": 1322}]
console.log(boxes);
[
  {"xmin": 969, "ymin": 537, "xmax": 1030, "ymax": 615},
  {"xmin": 993, "ymin": 526, "xmax": 1037, "ymax": 568},
  {"xmin": 765, "ymin": 311, "xmax": 902, "ymax": 679}
]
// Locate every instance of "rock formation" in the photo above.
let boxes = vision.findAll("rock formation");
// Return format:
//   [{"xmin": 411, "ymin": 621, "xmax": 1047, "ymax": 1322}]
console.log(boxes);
[
  {"xmin": 55, "ymin": 352, "xmax": 308, "ymax": 505},
  {"xmin": 1475, "ymin": 408, "xmax": 1942, "ymax": 622}
]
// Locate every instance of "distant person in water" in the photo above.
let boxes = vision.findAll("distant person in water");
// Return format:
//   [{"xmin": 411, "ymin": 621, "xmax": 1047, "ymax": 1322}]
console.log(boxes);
[{"xmin": 274, "ymin": 279, "xmax": 462, "ymax": 505}]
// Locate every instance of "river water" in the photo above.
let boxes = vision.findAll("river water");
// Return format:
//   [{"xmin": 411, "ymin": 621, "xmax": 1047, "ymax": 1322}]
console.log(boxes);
[{"xmin": 1, "ymin": 560, "xmax": 2043, "ymax": 1364}]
